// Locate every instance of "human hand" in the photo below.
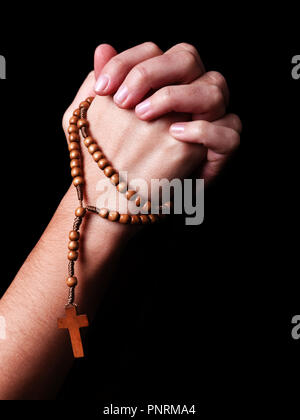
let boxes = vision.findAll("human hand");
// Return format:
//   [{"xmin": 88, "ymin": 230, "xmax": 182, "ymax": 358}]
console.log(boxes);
[{"xmin": 93, "ymin": 42, "xmax": 241, "ymax": 182}]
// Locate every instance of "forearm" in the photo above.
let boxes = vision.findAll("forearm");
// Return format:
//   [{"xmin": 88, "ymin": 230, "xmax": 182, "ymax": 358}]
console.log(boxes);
[{"xmin": 0, "ymin": 185, "xmax": 130, "ymax": 399}]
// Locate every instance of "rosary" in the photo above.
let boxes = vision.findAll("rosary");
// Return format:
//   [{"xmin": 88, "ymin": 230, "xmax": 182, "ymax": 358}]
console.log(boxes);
[{"xmin": 58, "ymin": 97, "xmax": 171, "ymax": 358}]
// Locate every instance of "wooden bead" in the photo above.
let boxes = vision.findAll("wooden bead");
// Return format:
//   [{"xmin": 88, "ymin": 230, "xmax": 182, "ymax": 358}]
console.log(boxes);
[
  {"xmin": 73, "ymin": 176, "xmax": 84, "ymax": 187},
  {"xmin": 69, "ymin": 116, "xmax": 78, "ymax": 125},
  {"xmin": 93, "ymin": 151, "xmax": 103, "ymax": 162},
  {"xmin": 86, "ymin": 97, "xmax": 94, "ymax": 104},
  {"xmin": 70, "ymin": 159, "xmax": 81, "ymax": 169},
  {"xmin": 104, "ymin": 166, "xmax": 115, "ymax": 177},
  {"xmin": 135, "ymin": 196, "xmax": 142, "ymax": 207},
  {"xmin": 77, "ymin": 119, "xmax": 89, "ymax": 129},
  {"xmin": 84, "ymin": 136, "xmax": 94, "ymax": 147},
  {"xmin": 68, "ymin": 241, "xmax": 79, "ymax": 251},
  {"xmin": 69, "ymin": 133, "xmax": 80, "ymax": 142},
  {"xmin": 108, "ymin": 211, "xmax": 120, "ymax": 222},
  {"xmin": 130, "ymin": 215, "xmax": 141, "ymax": 225},
  {"xmin": 68, "ymin": 142, "xmax": 80, "ymax": 152},
  {"xmin": 119, "ymin": 214, "xmax": 130, "ymax": 224},
  {"xmin": 98, "ymin": 158, "xmax": 109, "ymax": 169},
  {"xmin": 110, "ymin": 173, "xmax": 119, "ymax": 186},
  {"xmin": 69, "ymin": 230, "xmax": 80, "ymax": 241},
  {"xmin": 126, "ymin": 190, "xmax": 136, "ymax": 201},
  {"xmin": 71, "ymin": 167, "xmax": 82, "ymax": 178},
  {"xmin": 88, "ymin": 143, "xmax": 99, "ymax": 154},
  {"xmin": 148, "ymin": 214, "xmax": 159, "ymax": 224},
  {"xmin": 79, "ymin": 101, "xmax": 90, "ymax": 109},
  {"xmin": 66, "ymin": 276, "xmax": 78, "ymax": 287},
  {"xmin": 69, "ymin": 150, "xmax": 81, "ymax": 160},
  {"xmin": 73, "ymin": 109, "xmax": 81, "ymax": 117},
  {"xmin": 68, "ymin": 125, "xmax": 79, "ymax": 134},
  {"xmin": 68, "ymin": 251, "xmax": 78, "ymax": 261},
  {"xmin": 142, "ymin": 201, "xmax": 152, "ymax": 213},
  {"xmin": 99, "ymin": 208, "xmax": 109, "ymax": 219},
  {"xmin": 140, "ymin": 215, "xmax": 150, "ymax": 224},
  {"xmin": 117, "ymin": 182, "xmax": 127, "ymax": 193},
  {"xmin": 75, "ymin": 207, "xmax": 86, "ymax": 217}
]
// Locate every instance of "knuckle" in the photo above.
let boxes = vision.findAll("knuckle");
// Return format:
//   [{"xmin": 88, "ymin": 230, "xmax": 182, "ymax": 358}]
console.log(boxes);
[
  {"xmin": 142, "ymin": 41, "xmax": 160, "ymax": 55},
  {"xmin": 176, "ymin": 42, "xmax": 198, "ymax": 56},
  {"xmin": 108, "ymin": 55, "xmax": 126, "ymax": 72},
  {"xmin": 160, "ymin": 86, "xmax": 173, "ymax": 103},
  {"xmin": 62, "ymin": 108, "xmax": 71, "ymax": 133},
  {"xmin": 206, "ymin": 71, "xmax": 227, "ymax": 88},
  {"xmin": 209, "ymin": 84, "xmax": 224, "ymax": 106},
  {"xmin": 132, "ymin": 63, "xmax": 149, "ymax": 83},
  {"xmin": 230, "ymin": 114, "xmax": 243, "ymax": 133},
  {"xmin": 177, "ymin": 49, "xmax": 198, "ymax": 70},
  {"xmin": 229, "ymin": 130, "xmax": 241, "ymax": 150},
  {"xmin": 195, "ymin": 120, "xmax": 210, "ymax": 138}
]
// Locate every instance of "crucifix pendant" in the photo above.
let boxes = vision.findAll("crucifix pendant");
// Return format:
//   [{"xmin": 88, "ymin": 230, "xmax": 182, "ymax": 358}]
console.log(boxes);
[{"xmin": 58, "ymin": 305, "xmax": 89, "ymax": 358}]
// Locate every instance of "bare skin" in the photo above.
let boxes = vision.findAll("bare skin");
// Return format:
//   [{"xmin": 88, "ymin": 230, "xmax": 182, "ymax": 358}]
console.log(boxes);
[{"xmin": 0, "ymin": 42, "xmax": 241, "ymax": 399}]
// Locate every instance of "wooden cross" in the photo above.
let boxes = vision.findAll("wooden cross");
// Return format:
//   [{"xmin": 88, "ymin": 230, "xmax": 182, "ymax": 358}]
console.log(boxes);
[{"xmin": 58, "ymin": 306, "xmax": 89, "ymax": 358}]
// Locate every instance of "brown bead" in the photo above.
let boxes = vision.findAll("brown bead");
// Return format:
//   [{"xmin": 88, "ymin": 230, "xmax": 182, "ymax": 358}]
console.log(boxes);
[
  {"xmin": 86, "ymin": 97, "xmax": 94, "ymax": 104},
  {"xmin": 88, "ymin": 143, "xmax": 99, "ymax": 155},
  {"xmin": 69, "ymin": 133, "xmax": 80, "ymax": 142},
  {"xmin": 140, "ymin": 215, "xmax": 150, "ymax": 224},
  {"xmin": 77, "ymin": 119, "xmax": 89, "ymax": 129},
  {"xmin": 126, "ymin": 190, "xmax": 136, "ymax": 201},
  {"xmin": 119, "ymin": 214, "xmax": 131, "ymax": 224},
  {"xmin": 99, "ymin": 208, "xmax": 109, "ymax": 219},
  {"xmin": 68, "ymin": 241, "xmax": 79, "ymax": 251},
  {"xmin": 108, "ymin": 211, "xmax": 120, "ymax": 222},
  {"xmin": 73, "ymin": 176, "xmax": 84, "ymax": 187},
  {"xmin": 68, "ymin": 251, "xmax": 78, "ymax": 261},
  {"xmin": 148, "ymin": 214, "xmax": 160, "ymax": 224},
  {"xmin": 70, "ymin": 159, "xmax": 81, "ymax": 169},
  {"xmin": 142, "ymin": 201, "xmax": 152, "ymax": 213},
  {"xmin": 69, "ymin": 116, "xmax": 78, "ymax": 125},
  {"xmin": 66, "ymin": 276, "xmax": 78, "ymax": 287},
  {"xmin": 98, "ymin": 158, "xmax": 109, "ymax": 169},
  {"xmin": 68, "ymin": 125, "xmax": 79, "ymax": 134},
  {"xmin": 73, "ymin": 109, "xmax": 81, "ymax": 117},
  {"xmin": 93, "ymin": 151, "xmax": 103, "ymax": 162},
  {"xmin": 84, "ymin": 136, "xmax": 94, "ymax": 147},
  {"xmin": 69, "ymin": 149, "xmax": 81, "ymax": 160},
  {"xmin": 110, "ymin": 173, "xmax": 119, "ymax": 186},
  {"xmin": 104, "ymin": 166, "xmax": 115, "ymax": 177},
  {"xmin": 131, "ymin": 215, "xmax": 141, "ymax": 225},
  {"xmin": 68, "ymin": 142, "xmax": 80, "ymax": 152},
  {"xmin": 117, "ymin": 182, "xmax": 127, "ymax": 193},
  {"xmin": 71, "ymin": 167, "xmax": 82, "ymax": 178},
  {"xmin": 69, "ymin": 230, "xmax": 80, "ymax": 241},
  {"xmin": 75, "ymin": 207, "xmax": 86, "ymax": 217},
  {"xmin": 135, "ymin": 196, "xmax": 142, "ymax": 207},
  {"xmin": 79, "ymin": 101, "xmax": 90, "ymax": 109}
]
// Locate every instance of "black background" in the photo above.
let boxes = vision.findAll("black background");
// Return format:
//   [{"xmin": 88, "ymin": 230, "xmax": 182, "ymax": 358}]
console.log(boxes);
[{"xmin": 0, "ymin": 7, "xmax": 299, "ymax": 415}]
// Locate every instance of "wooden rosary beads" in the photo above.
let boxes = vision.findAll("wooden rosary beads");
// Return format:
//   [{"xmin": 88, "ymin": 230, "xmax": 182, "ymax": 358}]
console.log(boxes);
[{"xmin": 58, "ymin": 97, "xmax": 171, "ymax": 358}]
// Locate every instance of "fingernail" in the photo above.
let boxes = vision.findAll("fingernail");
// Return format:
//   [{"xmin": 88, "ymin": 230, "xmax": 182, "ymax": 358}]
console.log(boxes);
[
  {"xmin": 114, "ymin": 86, "xmax": 129, "ymax": 105},
  {"xmin": 95, "ymin": 75, "xmax": 110, "ymax": 93},
  {"xmin": 136, "ymin": 100, "xmax": 151, "ymax": 117},
  {"xmin": 170, "ymin": 123, "xmax": 186, "ymax": 135}
]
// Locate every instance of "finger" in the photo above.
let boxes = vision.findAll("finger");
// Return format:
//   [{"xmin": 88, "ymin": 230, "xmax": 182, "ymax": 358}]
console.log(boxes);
[
  {"xmin": 135, "ymin": 81, "xmax": 225, "ymax": 121},
  {"xmin": 211, "ymin": 113, "xmax": 242, "ymax": 134},
  {"xmin": 113, "ymin": 48, "xmax": 204, "ymax": 108},
  {"xmin": 94, "ymin": 42, "xmax": 162, "ymax": 95},
  {"xmin": 195, "ymin": 71, "xmax": 230, "ymax": 107},
  {"xmin": 94, "ymin": 44, "xmax": 118, "ymax": 80},
  {"xmin": 169, "ymin": 120, "xmax": 240, "ymax": 154},
  {"xmin": 164, "ymin": 42, "xmax": 206, "ymax": 73},
  {"xmin": 62, "ymin": 71, "xmax": 96, "ymax": 135}
]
